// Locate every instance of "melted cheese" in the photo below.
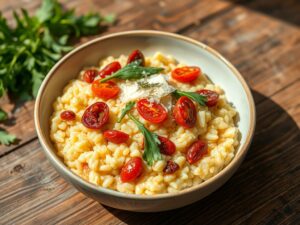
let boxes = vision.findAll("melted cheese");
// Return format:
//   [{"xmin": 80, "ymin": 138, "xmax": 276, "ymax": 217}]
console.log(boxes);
[{"xmin": 119, "ymin": 74, "xmax": 175, "ymax": 103}]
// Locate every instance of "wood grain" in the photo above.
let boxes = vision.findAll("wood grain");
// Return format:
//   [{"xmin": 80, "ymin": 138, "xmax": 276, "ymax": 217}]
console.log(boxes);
[
  {"xmin": 0, "ymin": 0, "xmax": 299, "ymax": 224},
  {"xmin": 184, "ymin": 6, "xmax": 300, "ymax": 101}
]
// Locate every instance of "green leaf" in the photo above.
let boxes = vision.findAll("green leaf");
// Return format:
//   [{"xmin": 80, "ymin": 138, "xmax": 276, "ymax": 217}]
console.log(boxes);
[
  {"xmin": 25, "ymin": 57, "xmax": 35, "ymax": 71},
  {"xmin": 0, "ymin": 108, "xmax": 8, "ymax": 121},
  {"xmin": 128, "ymin": 114, "xmax": 162, "ymax": 166},
  {"xmin": 42, "ymin": 48, "xmax": 62, "ymax": 60},
  {"xmin": 81, "ymin": 14, "xmax": 100, "ymax": 27},
  {"xmin": 0, "ymin": 130, "xmax": 16, "ymax": 145},
  {"xmin": 0, "ymin": 80, "xmax": 5, "ymax": 97},
  {"xmin": 58, "ymin": 35, "xmax": 69, "ymax": 45},
  {"xmin": 174, "ymin": 90, "xmax": 207, "ymax": 106},
  {"xmin": 100, "ymin": 60, "xmax": 163, "ymax": 83},
  {"xmin": 103, "ymin": 14, "xmax": 116, "ymax": 24},
  {"xmin": 118, "ymin": 101, "xmax": 135, "ymax": 123},
  {"xmin": 32, "ymin": 69, "xmax": 44, "ymax": 97},
  {"xmin": 36, "ymin": 0, "xmax": 56, "ymax": 23}
]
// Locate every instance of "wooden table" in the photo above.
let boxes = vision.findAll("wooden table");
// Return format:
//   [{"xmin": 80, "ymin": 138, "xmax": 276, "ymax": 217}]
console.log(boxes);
[{"xmin": 1, "ymin": 0, "xmax": 299, "ymax": 224}]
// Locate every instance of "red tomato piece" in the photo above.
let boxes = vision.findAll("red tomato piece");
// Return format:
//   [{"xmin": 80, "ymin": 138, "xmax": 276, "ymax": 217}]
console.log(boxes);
[
  {"xmin": 197, "ymin": 89, "xmax": 219, "ymax": 107},
  {"xmin": 81, "ymin": 102, "xmax": 109, "ymax": 129},
  {"xmin": 171, "ymin": 66, "xmax": 201, "ymax": 83},
  {"xmin": 91, "ymin": 80, "xmax": 120, "ymax": 100},
  {"xmin": 186, "ymin": 140, "xmax": 208, "ymax": 164},
  {"xmin": 60, "ymin": 110, "xmax": 76, "ymax": 121},
  {"xmin": 103, "ymin": 130, "xmax": 129, "ymax": 144},
  {"xmin": 120, "ymin": 157, "xmax": 143, "ymax": 182},
  {"xmin": 83, "ymin": 69, "xmax": 98, "ymax": 83},
  {"xmin": 163, "ymin": 160, "xmax": 180, "ymax": 174},
  {"xmin": 158, "ymin": 136, "xmax": 176, "ymax": 155},
  {"xmin": 82, "ymin": 163, "xmax": 89, "ymax": 171},
  {"xmin": 137, "ymin": 99, "xmax": 168, "ymax": 124},
  {"xmin": 127, "ymin": 49, "xmax": 145, "ymax": 66},
  {"xmin": 99, "ymin": 61, "xmax": 121, "ymax": 78},
  {"xmin": 173, "ymin": 96, "xmax": 197, "ymax": 128}
]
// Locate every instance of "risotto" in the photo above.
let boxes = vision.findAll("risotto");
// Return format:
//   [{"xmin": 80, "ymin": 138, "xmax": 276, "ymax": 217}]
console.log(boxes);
[{"xmin": 50, "ymin": 50, "xmax": 239, "ymax": 195}]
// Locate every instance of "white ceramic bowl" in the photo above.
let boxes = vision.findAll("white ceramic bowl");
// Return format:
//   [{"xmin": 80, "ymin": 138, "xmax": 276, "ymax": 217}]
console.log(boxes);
[{"xmin": 34, "ymin": 30, "xmax": 255, "ymax": 212}]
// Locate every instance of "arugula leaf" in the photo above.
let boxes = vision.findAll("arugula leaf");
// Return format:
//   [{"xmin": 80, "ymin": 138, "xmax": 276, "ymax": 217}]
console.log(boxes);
[
  {"xmin": 0, "ymin": 109, "xmax": 7, "ymax": 121},
  {"xmin": 174, "ymin": 90, "xmax": 207, "ymax": 106},
  {"xmin": 127, "ymin": 114, "xmax": 162, "ymax": 166},
  {"xmin": 0, "ymin": 130, "xmax": 16, "ymax": 145},
  {"xmin": 118, "ymin": 101, "xmax": 135, "ymax": 123},
  {"xmin": 100, "ymin": 60, "xmax": 163, "ymax": 83}
]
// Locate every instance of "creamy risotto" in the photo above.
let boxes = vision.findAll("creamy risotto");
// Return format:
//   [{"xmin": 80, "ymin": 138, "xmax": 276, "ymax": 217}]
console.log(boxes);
[{"xmin": 50, "ymin": 51, "xmax": 239, "ymax": 195}]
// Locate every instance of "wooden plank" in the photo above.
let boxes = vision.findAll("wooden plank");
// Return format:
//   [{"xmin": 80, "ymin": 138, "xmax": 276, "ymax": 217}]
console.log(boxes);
[
  {"xmin": 270, "ymin": 81, "xmax": 300, "ymax": 126},
  {"xmin": 183, "ymin": 5, "xmax": 300, "ymax": 101},
  {"xmin": 0, "ymin": 0, "xmax": 232, "ymax": 155},
  {"xmin": 0, "ymin": 83, "xmax": 299, "ymax": 224},
  {"xmin": 232, "ymin": 0, "xmax": 300, "ymax": 27}
]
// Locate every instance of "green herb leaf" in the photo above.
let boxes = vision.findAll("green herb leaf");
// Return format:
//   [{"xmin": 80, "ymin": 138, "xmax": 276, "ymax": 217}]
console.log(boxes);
[
  {"xmin": 32, "ymin": 69, "xmax": 44, "ymax": 97},
  {"xmin": 0, "ymin": 130, "xmax": 16, "ymax": 145},
  {"xmin": 174, "ymin": 90, "xmax": 207, "ymax": 106},
  {"xmin": 100, "ymin": 60, "xmax": 163, "ymax": 83},
  {"xmin": 118, "ymin": 101, "xmax": 135, "ymax": 123},
  {"xmin": 103, "ymin": 14, "xmax": 116, "ymax": 24},
  {"xmin": 36, "ymin": 0, "xmax": 55, "ymax": 23},
  {"xmin": 0, "ymin": 108, "xmax": 8, "ymax": 121},
  {"xmin": 127, "ymin": 114, "xmax": 162, "ymax": 166},
  {"xmin": 0, "ymin": 80, "xmax": 5, "ymax": 97}
]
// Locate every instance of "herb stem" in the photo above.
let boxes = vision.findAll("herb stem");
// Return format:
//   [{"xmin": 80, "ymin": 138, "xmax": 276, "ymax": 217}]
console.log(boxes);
[
  {"xmin": 100, "ymin": 60, "xmax": 163, "ymax": 83},
  {"xmin": 127, "ymin": 114, "xmax": 162, "ymax": 165}
]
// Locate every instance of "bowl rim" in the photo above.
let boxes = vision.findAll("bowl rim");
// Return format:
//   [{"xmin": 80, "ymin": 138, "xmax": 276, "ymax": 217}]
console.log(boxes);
[{"xmin": 34, "ymin": 30, "xmax": 256, "ymax": 200}]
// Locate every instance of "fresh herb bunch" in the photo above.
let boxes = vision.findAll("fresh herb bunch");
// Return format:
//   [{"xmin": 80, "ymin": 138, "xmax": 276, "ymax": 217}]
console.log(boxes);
[
  {"xmin": 174, "ymin": 90, "xmax": 207, "ymax": 106},
  {"xmin": 100, "ymin": 60, "xmax": 163, "ymax": 83},
  {"xmin": 128, "ymin": 114, "xmax": 162, "ymax": 166},
  {"xmin": 0, "ymin": 0, "xmax": 115, "ymax": 99},
  {"xmin": 0, "ymin": 0, "xmax": 115, "ymax": 145}
]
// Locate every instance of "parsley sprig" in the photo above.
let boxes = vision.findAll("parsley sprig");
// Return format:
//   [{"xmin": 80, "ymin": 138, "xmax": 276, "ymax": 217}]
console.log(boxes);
[
  {"xmin": 0, "ymin": 0, "xmax": 115, "ymax": 99},
  {"xmin": 100, "ymin": 60, "xmax": 163, "ymax": 83},
  {"xmin": 0, "ymin": 0, "xmax": 115, "ymax": 145},
  {"xmin": 174, "ymin": 90, "xmax": 207, "ymax": 106},
  {"xmin": 0, "ymin": 109, "xmax": 16, "ymax": 145},
  {"xmin": 0, "ymin": 130, "xmax": 16, "ymax": 146},
  {"xmin": 128, "ymin": 114, "xmax": 162, "ymax": 166}
]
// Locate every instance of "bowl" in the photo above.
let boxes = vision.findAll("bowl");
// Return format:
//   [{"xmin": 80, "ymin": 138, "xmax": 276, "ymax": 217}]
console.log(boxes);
[{"xmin": 34, "ymin": 30, "xmax": 255, "ymax": 212}]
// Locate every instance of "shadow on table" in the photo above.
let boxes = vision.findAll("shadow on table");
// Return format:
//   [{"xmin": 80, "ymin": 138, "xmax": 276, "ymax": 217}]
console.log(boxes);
[
  {"xmin": 228, "ymin": 0, "xmax": 300, "ymax": 27},
  {"xmin": 103, "ymin": 90, "xmax": 300, "ymax": 225}
]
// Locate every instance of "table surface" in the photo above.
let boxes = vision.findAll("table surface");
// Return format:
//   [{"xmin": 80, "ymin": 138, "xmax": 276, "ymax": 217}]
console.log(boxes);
[{"xmin": 0, "ymin": 0, "xmax": 299, "ymax": 224}]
